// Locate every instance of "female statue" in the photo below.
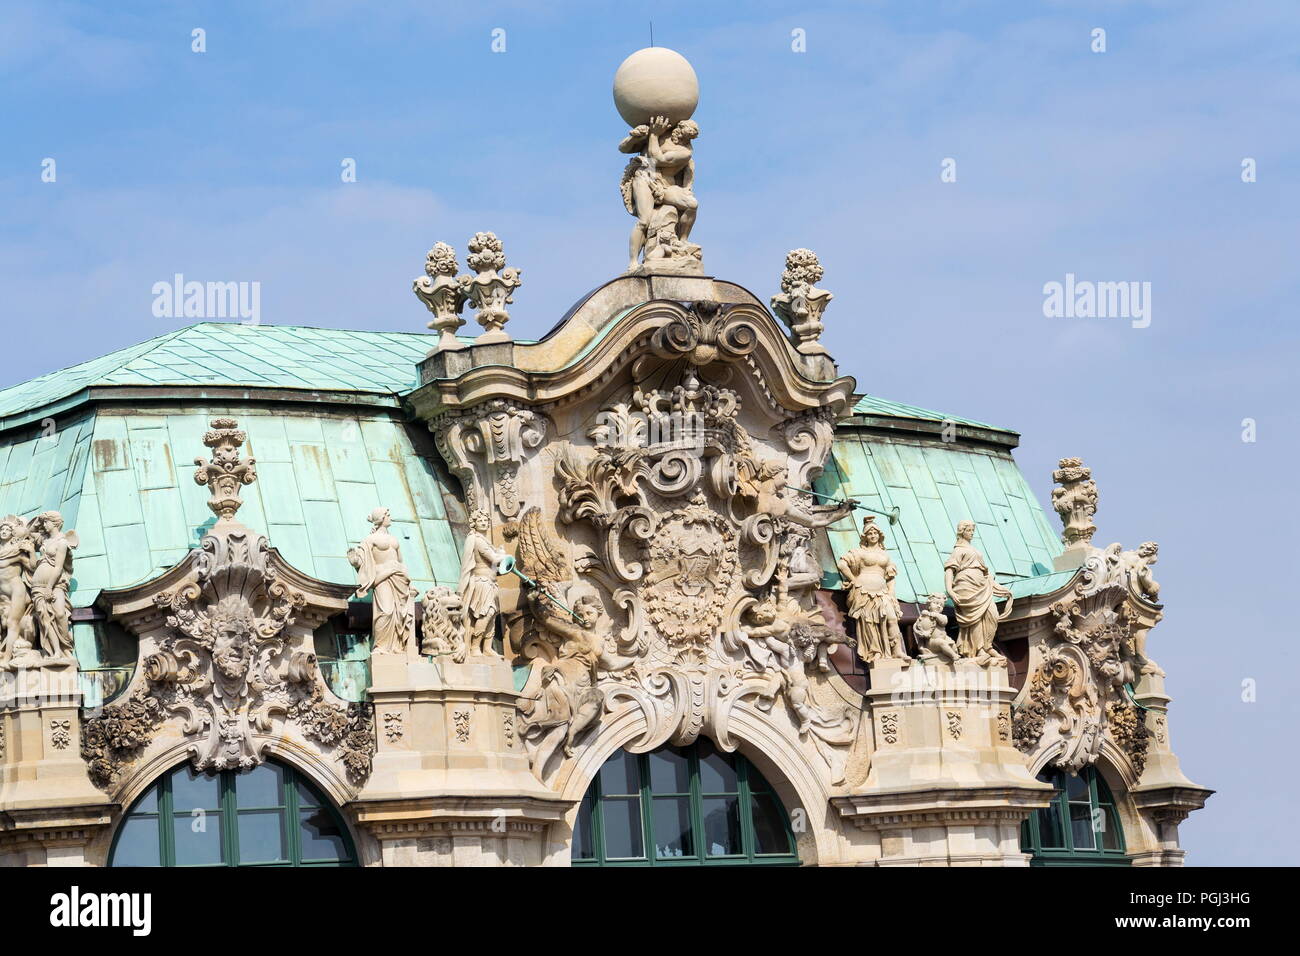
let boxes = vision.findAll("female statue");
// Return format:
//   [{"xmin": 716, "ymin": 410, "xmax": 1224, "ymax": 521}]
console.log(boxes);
[
  {"xmin": 459, "ymin": 510, "xmax": 509, "ymax": 658},
  {"xmin": 944, "ymin": 520, "xmax": 1013, "ymax": 666},
  {"xmin": 349, "ymin": 507, "xmax": 414, "ymax": 656},
  {"xmin": 0, "ymin": 515, "xmax": 35, "ymax": 664},
  {"xmin": 28, "ymin": 511, "xmax": 77, "ymax": 662},
  {"xmin": 836, "ymin": 517, "xmax": 908, "ymax": 663}
]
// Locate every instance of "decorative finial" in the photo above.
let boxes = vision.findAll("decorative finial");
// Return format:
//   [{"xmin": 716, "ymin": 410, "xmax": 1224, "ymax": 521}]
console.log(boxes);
[
  {"xmin": 771, "ymin": 248, "xmax": 833, "ymax": 356},
  {"xmin": 194, "ymin": 418, "xmax": 257, "ymax": 521},
  {"xmin": 1051, "ymin": 457, "xmax": 1098, "ymax": 550},
  {"xmin": 413, "ymin": 241, "xmax": 470, "ymax": 352},
  {"xmin": 463, "ymin": 232, "xmax": 522, "ymax": 344},
  {"xmin": 614, "ymin": 47, "xmax": 703, "ymax": 276}
]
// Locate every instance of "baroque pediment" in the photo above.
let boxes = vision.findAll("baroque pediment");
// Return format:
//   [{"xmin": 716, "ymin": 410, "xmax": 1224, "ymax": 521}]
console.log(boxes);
[{"xmin": 412, "ymin": 282, "xmax": 863, "ymax": 788}]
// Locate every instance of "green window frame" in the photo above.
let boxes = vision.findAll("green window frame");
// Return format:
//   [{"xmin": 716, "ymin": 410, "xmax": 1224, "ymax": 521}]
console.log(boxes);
[
  {"xmin": 572, "ymin": 739, "xmax": 800, "ymax": 867},
  {"xmin": 109, "ymin": 760, "xmax": 357, "ymax": 867},
  {"xmin": 1021, "ymin": 766, "xmax": 1129, "ymax": 867}
]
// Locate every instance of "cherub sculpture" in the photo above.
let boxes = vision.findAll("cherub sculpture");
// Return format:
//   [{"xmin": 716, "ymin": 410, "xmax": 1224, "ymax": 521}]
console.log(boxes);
[
  {"xmin": 912, "ymin": 593, "xmax": 959, "ymax": 663},
  {"xmin": 619, "ymin": 115, "xmax": 701, "ymax": 272}
]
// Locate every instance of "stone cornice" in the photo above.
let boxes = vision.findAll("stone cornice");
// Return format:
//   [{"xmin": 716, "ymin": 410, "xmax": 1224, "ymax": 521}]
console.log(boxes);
[{"xmin": 406, "ymin": 298, "xmax": 857, "ymax": 422}]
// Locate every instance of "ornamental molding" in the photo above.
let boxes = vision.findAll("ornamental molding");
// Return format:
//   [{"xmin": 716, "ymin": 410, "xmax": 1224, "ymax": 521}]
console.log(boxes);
[
  {"xmin": 1011, "ymin": 574, "xmax": 1148, "ymax": 776},
  {"xmin": 408, "ymin": 299, "xmax": 856, "ymax": 421}
]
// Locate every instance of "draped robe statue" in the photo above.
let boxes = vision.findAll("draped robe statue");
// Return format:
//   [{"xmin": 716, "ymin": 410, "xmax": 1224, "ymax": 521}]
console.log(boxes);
[
  {"xmin": 944, "ymin": 520, "xmax": 1012, "ymax": 666},
  {"xmin": 349, "ymin": 507, "xmax": 415, "ymax": 656}
]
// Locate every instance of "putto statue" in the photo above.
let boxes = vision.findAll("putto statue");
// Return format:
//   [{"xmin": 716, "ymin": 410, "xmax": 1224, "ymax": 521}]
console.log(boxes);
[
  {"xmin": 836, "ymin": 516, "xmax": 908, "ymax": 664},
  {"xmin": 458, "ymin": 509, "xmax": 509, "ymax": 657},
  {"xmin": 913, "ymin": 593, "xmax": 959, "ymax": 664},
  {"xmin": 0, "ymin": 511, "xmax": 78, "ymax": 670},
  {"xmin": 944, "ymin": 520, "xmax": 1012, "ymax": 666},
  {"xmin": 348, "ymin": 507, "xmax": 416, "ymax": 657},
  {"xmin": 613, "ymin": 47, "xmax": 704, "ymax": 275},
  {"xmin": 619, "ymin": 116, "xmax": 702, "ymax": 273}
]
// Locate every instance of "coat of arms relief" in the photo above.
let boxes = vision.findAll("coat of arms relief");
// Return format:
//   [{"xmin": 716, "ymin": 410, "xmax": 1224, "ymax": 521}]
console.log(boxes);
[{"xmin": 441, "ymin": 300, "xmax": 861, "ymax": 785}]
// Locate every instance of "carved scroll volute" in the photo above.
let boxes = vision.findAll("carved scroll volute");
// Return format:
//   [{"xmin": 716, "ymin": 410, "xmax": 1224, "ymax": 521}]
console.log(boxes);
[
  {"xmin": 434, "ymin": 402, "xmax": 547, "ymax": 520},
  {"xmin": 781, "ymin": 411, "xmax": 836, "ymax": 488},
  {"xmin": 649, "ymin": 301, "xmax": 760, "ymax": 366},
  {"xmin": 433, "ymin": 416, "xmax": 488, "ymax": 515}
]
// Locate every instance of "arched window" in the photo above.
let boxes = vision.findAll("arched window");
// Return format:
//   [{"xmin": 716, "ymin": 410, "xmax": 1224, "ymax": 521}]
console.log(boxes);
[
  {"xmin": 572, "ymin": 739, "xmax": 800, "ymax": 866},
  {"xmin": 110, "ymin": 760, "xmax": 356, "ymax": 867},
  {"xmin": 1021, "ymin": 766, "xmax": 1129, "ymax": 866}
]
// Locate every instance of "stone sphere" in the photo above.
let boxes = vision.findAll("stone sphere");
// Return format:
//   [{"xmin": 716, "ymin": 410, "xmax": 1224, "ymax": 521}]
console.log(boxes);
[{"xmin": 612, "ymin": 47, "xmax": 699, "ymax": 127}]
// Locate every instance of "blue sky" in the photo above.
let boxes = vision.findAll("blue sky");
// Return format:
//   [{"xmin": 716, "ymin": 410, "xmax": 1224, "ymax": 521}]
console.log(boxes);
[{"xmin": 3, "ymin": 0, "xmax": 1297, "ymax": 865}]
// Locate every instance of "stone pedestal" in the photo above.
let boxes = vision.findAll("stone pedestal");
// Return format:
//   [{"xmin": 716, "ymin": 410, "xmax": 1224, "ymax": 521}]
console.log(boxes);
[
  {"xmin": 0, "ymin": 669, "xmax": 114, "ymax": 866},
  {"xmin": 348, "ymin": 654, "xmax": 572, "ymax": 866},
  {"xmin": 1126, "ymin": 672, "xmax": 1213, "ymax": 866},
  {"xmin": 833, "ymin": 659, "xmax": 1052, "ymax": 866}
]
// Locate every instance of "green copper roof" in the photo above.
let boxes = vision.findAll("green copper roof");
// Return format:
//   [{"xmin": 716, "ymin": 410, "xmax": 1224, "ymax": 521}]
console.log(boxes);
[
  {"xmin": 0, "ymin": 323, "xmax": 441, "ymax": 428},
  {"xmin": 820, "ymin": 429, "xmax": 1062, "ymax": 604},
  {"xmin": 0, "ymin": 403, "xmax": 464, "ymax": 607},
  {"xmin": 850, "ymin": 394, "xmax": 1012, "ymax": 435}
]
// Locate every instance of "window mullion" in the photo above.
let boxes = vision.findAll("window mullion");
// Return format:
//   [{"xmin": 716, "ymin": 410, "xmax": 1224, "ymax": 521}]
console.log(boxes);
[
  {"xmin": 159, "ymin": 774, "xmax": 174, "ymax": 867},
  {"xmin": 737, "ymin": 756, "xmax": 756, "ymax": 862},
  {"xmin": 223, "ymin": 771, "xmax": 238, "ymax": 867},
  {"xmin": 639, "ymin": 753, "xmax": 655, "ymax": 866},
  {"xmin": 286, "ymin": 766, "xmax": 301, "ymax": 866},
  {"xmin": 687, "ymin": 747, "xmax": 704, "ymax": 863}
]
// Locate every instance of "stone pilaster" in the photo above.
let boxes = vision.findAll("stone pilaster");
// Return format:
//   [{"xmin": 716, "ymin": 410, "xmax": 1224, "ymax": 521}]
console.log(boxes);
[
  {"xmin": 0, "ymin": 669, "xmax": 114, "ymax": 866},
  {"xmin": 832, "ymin": 659, "xmax": 1052, "ymax": 866},
  {"xmin": 1126, "ymin": 671, "xmax": 1213, "ymax": 867},
  {"xmin": 347, "ymin": 655, "xmax": 572, "ymax": 866}
]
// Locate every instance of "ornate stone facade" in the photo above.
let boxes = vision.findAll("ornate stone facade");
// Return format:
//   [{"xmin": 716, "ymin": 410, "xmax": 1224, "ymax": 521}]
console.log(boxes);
[{"xmin": 0, "ymin": 45, "xmax": 1210, "ymax": 869}]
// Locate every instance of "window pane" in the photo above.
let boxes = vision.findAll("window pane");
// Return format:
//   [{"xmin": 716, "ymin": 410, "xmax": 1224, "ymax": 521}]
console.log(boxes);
[
  {"xmin": 600, "ymin": 796, "xmax": 643, "ymax": 859},
  {"xmin": 1101, "ymin": 807, "xmax": 1122, "ymax": 851},
  {"xmin": 130, "ymin": 784, "xmax": 159, "ymax": 815},
  {"xmin": 573, "ymin": 794, "xmax": 595, "ymax": 860},
  {"xmin": 652, "ymin": 796, "xmax": 693, "ymax": 858},
  {"xmin": 112, "ymin": 816, "xmax": 161, "ymax": 867},
  {"xmin": 294, "ymin": 779, "xmax": 323, "ymax": 809},
  {"xmin": 1038, "ymin": 799, "xmax": 1065, "ymax": 848},
  {"xmin": 701, "ymin": 796, "xmax": 741, "ymax": 856},
  {"xmin": 648, "ymin": 748, "xmax": 689, "ymax": 793},
  {"xmin": 236, "ymin": 764, "xmax": 284, "ymax": 809},
  {"xmin": 697, "ymin": 740, "xmax": 738, "ymax": 794},
  {"xmin": 599, "ymin": 751, "xmax": 641, "ymax": 796},
  {"xmin": 238, "ymin": 810, "xmax": 287, "ymax": 863},
  {"xmin": 751, "ymin": 792, "xmax": 791, "ymax": 855},
  {"xmin": 173, "ymin": 811, "xmax": 224, "ymax": 865},
  {"xmin": 1065, "ymin": 772, "xmax": 1090, "ymax": 802},
  {"xmin": 1070, "ymin": 802, "xmax": 1096, "ymax": 850},
  {"xmin": 299, "ymin": 808, "xmax": 350, "ymax": 862},
  {"xmin": 170, "ymin": 766, "xmax": 221, "ymax": 813}
]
